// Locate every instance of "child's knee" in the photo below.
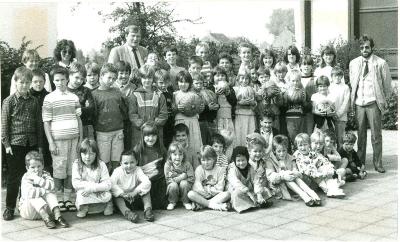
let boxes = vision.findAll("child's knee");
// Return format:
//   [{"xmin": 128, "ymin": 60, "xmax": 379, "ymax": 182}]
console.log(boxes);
[
  {"xmin": 179, "ymin": 180, "xmax": 191, "ymax": 189},
  {"xmin": 167, "ymin": 182, "xmax": 179, "ymax": 191},
  {"xmin": 187, "ymin": 190, "xmax": 196, "ymax": 199}
]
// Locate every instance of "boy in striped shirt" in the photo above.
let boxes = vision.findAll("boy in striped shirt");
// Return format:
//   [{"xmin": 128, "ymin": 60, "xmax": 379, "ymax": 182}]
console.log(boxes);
[{"xmin": 19, "ymin": 151, "xmax": 69, "ymax": 228}]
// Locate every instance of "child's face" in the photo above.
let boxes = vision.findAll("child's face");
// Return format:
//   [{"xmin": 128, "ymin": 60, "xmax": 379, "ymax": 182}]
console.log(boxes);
[
  {"xmin": 260, "ymin": 117, "xmax": 273, "ymax": 132},
  {"xmin": 263, "ymin": 56, "xmax": 274, "ymax": 68},
  {"xmin": 214, "ymin": 73, "xmax": 227, "ymax": 84},
  {"xmin": 177, "ymin": 79, "xmax": 190, "ymax": 92},
  {"xmin": 25, "ymin": 58, "xmax": 39, "ymax": 70},
  {"xmin": 287, "ymin": 51, "xmax": 297, "ymax": 64},
  {"xmin": 15, "ymin": 77, "xmax": 31, "ymax": 95},
  {"xmin": 53, "ymin": 73, "xmax": 68, "ymax": 92},
  {"xmin": 218, "ymin": 58, "xmax": 232, "ymax": 71},
  {"xmin": 175, "ymin": 131, "xmax": 188, "ymax": 145},
  {"xmin": 324, "ymin": 136, "xmax": 335, "ymax": 150},
  {"xmin": 68, "ymin": 72, "xmax": 85, "ymax": 89},
  {"xmin": 289, "ymin": 77, "xmax": 299, "ymax": 87},
  {"xmin": 250, "ymin": 68, "xmax": 258, "ymax": 82},
  {"xmin": 188, "ymin": 63, "xmax": 202, "ymax": 75},
  {"xmin": 235, "ymin": 154, "xmax": 248, "ymax": 169},
  {"xmin": 157, "ymin": 79, "xmax": 167, "ymax": 92},
  {"xmin": 276, "ymin": 71, "xmax": 286, "ymax": 81},
  {"xmin": 81, "ymin": 149, "xmax": 96, "ymax": 167},
  {"xmin": 165, "ymin": 51, "xmax": 177, "ymax": 65},
  {"xmin": 274, "ymin": 145, "xmax": 288, "ymax": 160},
  {"xmin": 239, "ymin": 47, "xmax": 252, "ymax": 63},
  {"xmin": 146, "ymin": 53, "xmax": 158, "ymax": 66},
  {"xmin": 297, "ymin": 141, "xmax": 310, "ymax": 155},
  {"xmin": 201, "ymin": 157, "xmax": 215, "ymax": 170},
  {"xmin": 342, "ymin": 142, "xmax": 354, "ymax": 152},
  {"xmin": 31, "ymin": 76, "xmax": 45, "ymax": 92},
  {"xmin": 141, "ymin": 77, "xmax": 153, "ymax": 90},
  {"xmin": 192, "ymin": 79, "xmax": 203, "ymax": 91},
  {"xmin": 311, "ymin": 138, "xmax": 324, "ymax": 153},
  {"xmin": 238, "ymin": 75, "xmax": 249, "ymax": 87},
  {"xmin": 196, "ymin": 47, "xmax": 208, "ymax": 60},
  {"xmin": 323, "ymin": 53, "xmax": 334, "ymax": 65},
  {"xmin": 258, "ymin": 74, "xmax": 270, "ymax": 85},
  {"xmin": 301, "ymin": 64, "xmax": 313, "ymax": 76},
  {"xmin": 332, "ymin": 75, "xmax": 342, "ymax": 84},
  {"xmin": 117, "ymin": 71, "xmax": 130, "ymax": 85},
  {"xmin": 120, "ymin": 155, "xmax": 137, "ymax": 174},
  {"xmin": 100, "ymin": 72, "xmax": 117, "ymax": 89},
  {"xmin": 317, "ymin": 84, "xmax": 328, "ymax": 95},
  {"xmin": 203, "ymin": 72, "xmax": 212, "ymax": 87},
  {"xmin": 86, "ymin": 71, "xmax": 99, "ymax": 86},
  {"xmin": 170, "ymin": 149, "xmax": 184, "ymax": 167},
  {"xmin": 212, "ymin": 142, "xmax": 224, "ymax": 156},
  {"xmin": 249, "ymin": 144, "xmax": 263, "ymax": 161},
  {"xmin": 26, "ymin": 159, "xmax": 43, "ymax": 176},
  {"xmin": 144, "ymin": 134, "xmax": 157, "ymax": 147}
]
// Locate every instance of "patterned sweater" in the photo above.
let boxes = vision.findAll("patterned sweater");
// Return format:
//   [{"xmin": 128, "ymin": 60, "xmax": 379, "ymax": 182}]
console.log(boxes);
[{"xmin": 20, "ymin": 171, "xmax": 54, "ymax": 203}]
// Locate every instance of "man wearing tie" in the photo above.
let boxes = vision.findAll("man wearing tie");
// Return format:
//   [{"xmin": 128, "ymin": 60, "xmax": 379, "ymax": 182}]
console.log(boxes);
[
  {"xmin": 108, "ymin": 25, "xmax": 148, "ymax": 80},
  {"xmin": 349, "ymin": 35, "xmax": 392, "ymax": 173}
]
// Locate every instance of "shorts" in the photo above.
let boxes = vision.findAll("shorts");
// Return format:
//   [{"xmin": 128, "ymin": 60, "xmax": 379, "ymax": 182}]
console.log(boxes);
[
  {"xmin": 96, "ymin": 129, "xmax": 124, "ymax": 163},
  {"xmin": 19, "ymin": 193, "xmax": 58, "ymax": 220},
  {"xmin": 51, "ymin": 137, "xmax": 79, "ymax": 179}
]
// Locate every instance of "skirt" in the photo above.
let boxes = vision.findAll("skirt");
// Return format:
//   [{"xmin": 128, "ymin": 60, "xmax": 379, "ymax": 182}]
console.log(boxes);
[
  {"xmin": 75, "ymin": 190, "xmax": 112, "ymax": 210},
  {"xmin": 217, "ymin": 118, "xmax": 235, "ymax": 159},
  {"xmin": 234, "ymin": 109, "xmax": 256, "ymax": 147}
]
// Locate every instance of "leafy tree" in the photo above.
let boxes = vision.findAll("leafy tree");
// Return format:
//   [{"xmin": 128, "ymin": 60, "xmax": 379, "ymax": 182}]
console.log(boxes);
[{"xmin": 266, "ymin": 9, "xmax": 295, "ymax": 37}]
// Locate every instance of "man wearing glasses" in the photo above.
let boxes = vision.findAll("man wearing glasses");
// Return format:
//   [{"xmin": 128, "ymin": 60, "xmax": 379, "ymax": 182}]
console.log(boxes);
[
  {"xmin": 349, "ymin": 35, "xmax": 392, "ymax": 173},
  {"xmin": 108, "ymin": 25, "xmax": 148, "ymax": 79}
]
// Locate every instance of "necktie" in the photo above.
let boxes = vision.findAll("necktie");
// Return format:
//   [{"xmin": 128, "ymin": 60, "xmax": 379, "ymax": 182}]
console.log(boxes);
[
  {"xmin": 363, "ymin": 60, "xmax": 369, "ymax": 77},
  {"xmin": 132, "ymin": 47, "xmax": 141, "ymax": 69}
]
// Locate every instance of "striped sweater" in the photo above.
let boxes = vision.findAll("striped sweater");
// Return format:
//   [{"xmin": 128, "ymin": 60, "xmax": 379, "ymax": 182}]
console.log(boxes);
[{"xmin": 20, "ymin": 171, "xmax": 55, "ymax": 203}]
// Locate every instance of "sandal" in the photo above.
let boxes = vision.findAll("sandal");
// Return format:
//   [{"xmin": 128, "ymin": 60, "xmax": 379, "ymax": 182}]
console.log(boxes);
[
  {"xmin": 58, "ymin": 201, "xmax": 67, "ymax": 212},
  {"xmin": 64, "ymin": 200, "xmax": 77, "ymax": 212}
]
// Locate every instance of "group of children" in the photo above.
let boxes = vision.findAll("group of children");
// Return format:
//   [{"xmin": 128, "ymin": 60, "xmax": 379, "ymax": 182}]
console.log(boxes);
[{"xmin": 2, "ymin": 40, "xmax": 368, "ymax": 229}]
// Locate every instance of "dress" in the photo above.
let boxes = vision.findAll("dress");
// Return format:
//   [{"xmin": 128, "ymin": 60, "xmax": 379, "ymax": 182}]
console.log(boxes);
[
  {"xmin": 233, "ymin": 85, "xmax": 257, "ymax": 146},
  {"xmin": 71, "ymin": 161, "xmax": 112, "ymax": 210}
]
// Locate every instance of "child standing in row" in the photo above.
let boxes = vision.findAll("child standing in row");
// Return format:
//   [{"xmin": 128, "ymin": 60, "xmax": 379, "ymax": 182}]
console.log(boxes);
[
  {"xmin": 164, "ymin": 46, "xmax": 186, "ymax": 91},
  {"xmin": 72, "ymin": 139, "xmax": 113, "ymax": 218},
  {"xmin": 43, "ymin": 66, "xmax": 82, "ymax": 213},
  {"xmin": 218, "ymin": 53, "xmax": 236, "ymax": 87},
  {"xmin": 301, "ymin": 55, "xmax": 317, "ymax": 134},
  {"xmin": 314, "ymin": 45, "xmax": 336, "ymax": 82},
  {"xmin": 84, "ymin": 62, "xmax": 101, "ymax": 91},
  {"xmin": 237, "ymin": 43, "xmax": 253, "ymax": 75}
]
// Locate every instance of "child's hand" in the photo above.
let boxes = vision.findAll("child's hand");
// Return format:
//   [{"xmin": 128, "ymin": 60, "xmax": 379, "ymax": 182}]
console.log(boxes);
[
  {"xmin": 257, "ymin": 193, "xmax": 266, "ymax": 204},
  {"xmin": 180, "ymin": 173, "xmax": 188, "ymax": 180},
  {"xmin": 209, "ymin": 102, "xmax": 219, "ymax": 110},
  {"xmin": 49, "ymin": 142, "xmax": 59, "ymax": 155},
  {"xmin": 282, "ymin": 172, "xmax": 295, "ymax": 182},
  {"xmin": 248, "ymin": 192, "xmax": 257, "ymax": 204},
  {"xmin": 5, "ymin": 147, "xmax": 13, "ymax": 155}
]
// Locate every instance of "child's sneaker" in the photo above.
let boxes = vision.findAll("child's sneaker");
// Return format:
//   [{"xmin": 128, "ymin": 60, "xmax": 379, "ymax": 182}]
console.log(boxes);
[
  {"xmin": 183, "ymin": 203, "xmax": 192, "ymax": 210},
  {"xmin": 124, "ymin": 210, "xmax": 138, "ymax": 223},
  {"xmin": 144, "ymin": 207, "xmax": 154, "ymax": 222},
  {"xmin": 76, "ymin": 205, "xmax": 89, "ymax": 218},
  {"xmin": 166, "ymin": 203, "xmax": 176, "ymax": 210},
  {"xmin": 104, "ymin": 201, "xmax": 113, "ymax": 216},
  {"xmin": 209, "ymin": 202, "xmax": 227, "ymax": 211},
  {"xmin": 338, "ymin": 179, "xmax": 346, "ymax": 187}
]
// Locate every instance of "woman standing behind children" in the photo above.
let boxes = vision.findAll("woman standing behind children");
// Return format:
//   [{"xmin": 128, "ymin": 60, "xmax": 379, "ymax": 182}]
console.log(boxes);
[
  {"xmin": 72, "ymin": 139, "xmax": 113, "ymax": 218},
  {"xmin": 314, "ymin": 45, "xmax": 337, "ymax": 83},
  {"xmin": 284, "ymin": 45, "xmax": 301, "ymax": 75},
  {"xmin": 173, "ymin": 70, "xmax": 204, "ymax": 169},
  {"xmin": 259, "ymin": 49, "xmax": 278, "ymax": 82},
  {"xmin": 133, "ymin": 122, "xmax": 168, "ymax": 210},
  {"xmin": 164, "ymin": 142, "xmax": 194, "ymax": 210},
  {"xmin": 233, "ymin": 71, "xmax": 257, "ymax": 147}
]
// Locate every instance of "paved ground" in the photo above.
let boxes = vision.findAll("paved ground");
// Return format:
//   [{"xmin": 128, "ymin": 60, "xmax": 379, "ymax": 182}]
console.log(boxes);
[{"xmin": 1, "ymin": 130, "xmax": 398, "ymax": 241}]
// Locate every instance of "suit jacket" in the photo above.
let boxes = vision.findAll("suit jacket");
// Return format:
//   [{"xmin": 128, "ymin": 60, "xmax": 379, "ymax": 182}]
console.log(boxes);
[
  {"xmin": 108, "ymin": 43, "xmax": 148, "ymax": 75},
  {"xmin": 349, "ymin": 54, "xmax": 392, "ymax": 112}
]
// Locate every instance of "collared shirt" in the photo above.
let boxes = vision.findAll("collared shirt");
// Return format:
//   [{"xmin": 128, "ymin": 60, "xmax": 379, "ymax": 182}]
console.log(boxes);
[
  {"xmin": 1, "ymin": 92, "xmax": 42, "ymax": 148},
  {"xmin": 355, "ymin": 58, "xmax": 376, "ymax": 106}
]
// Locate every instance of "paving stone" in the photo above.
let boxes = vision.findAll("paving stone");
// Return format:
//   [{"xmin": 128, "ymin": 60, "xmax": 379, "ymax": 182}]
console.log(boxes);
[
  {"xmin": 80, "ymin": 235, "xmax": 112, "ymax": 240},
  {"xmin": 255, "ymin": 215, "xmax": 291, "ymax": 227},
  {"xmin": 131, "ymin": 223, "xmax": 174, "ymax": 235},
  {"xmin": 34, "ymin": 234, "xmax": 67, "ymax": 240},
  {"xmin": 103, "ymin": 229, "xmax": 147, "ymax": 240},
  {"xmin": 289, "ymin": 232, "xmax": 327, "ymax": 241},
  {"xmin": 299, "ymin": 214, "xmax": 337, "ymax": 225},
  {"xmin": 375, "ymin": 218, "xmax": 398, "ymax": 228},
  {"xmin": 16, "ymin": 218, "xmax": 44, "ymax": 228},
  {"xmin": 1, "ymin": 221, "xmax": 28, "ymax": 233},
  {"xmin": 388, "ymin": 232, "xmax": 398, "ymax": 239},
  {"xmin": 347, "ymin": 213, "xmax": 387, "ymax": 224},
  {"xmin": 231, "ymin": 221, "xmax": 270, "ymax": 233},
  {"xmin": 305, "ymin": 225, "xmax": 349, "ymax": 238},
  {"xmin": 326, "ymin": 218, "xmax": 369, "ymax": 231},
  {"xmin": 53, "ymin": 228, "xmax": 98, "ymax": 240},
  {"xmin": 207, "ymin": 227, "xmax": 252, "ymax": 240},
  {"xmin": 154, "ymin": 229, "xmax": 198, "ymax": 240},
  {"xmin": 335, "ymin": 203, "xmax": 374, "ymax": 213},
  {"xmin": 376, "ymin": 237, "xmax": 398, "ymax": 242},
  {"xmin": 357, "ymin": 224, "xmax": 397, "ymax": 236},
  {"xmin": 181, "ymin": 222, "xmax": 221, "ymax": 234},
  {"xmin": 3, "ymin": 227, "xmax": 47, "ymax": 240},
  {"xmin": 189, "ymin": 234, "xmax": 220, "ymax": 240},
  {"xmin": 235, "ymin": 234, "xmax": 266, "ymax": 240},
  {"xmin": 82, "ymin": 221, "xmax": 130, "ymax": 234},
  {"xmin": 224, "ymin": 210, "xmax": 265, "ymax": 221},
  {"xmin": 180, "ymin": 210, "xmax": 220, "ymax": 221},
  {"xmin": 257, "ymin": 227, "xmax": 299, "ymax": 239},
  {"xmin": 207, "ymin": 216, "xmax": 242, "ymax": 227},
  {"xmin": 278, "ymin": 220, "xmax": 318, "ymax": 233},
  {"xmin": 337, "ymin": 231, "xmax": 380, "ymax": 241}
]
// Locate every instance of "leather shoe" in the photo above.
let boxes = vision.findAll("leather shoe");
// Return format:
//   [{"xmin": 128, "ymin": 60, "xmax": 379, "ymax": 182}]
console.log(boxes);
[
  {"xmin": 375, "ymin": 167, "xmax": 386, "ymax": 173},
  {"xmin": 3, "ymin": 208, "xmax": 15, "ymax": 221},
  {"xmin": 144, "ymin": 208, "xmax": 154, "ymax": 222},
  {"xmin": 56, "ymin": 216, "xmax": 69, "ymax": 228},
  {"xmin": 43, "ymin": 217, "xmax": 56, "ymax": 229}
]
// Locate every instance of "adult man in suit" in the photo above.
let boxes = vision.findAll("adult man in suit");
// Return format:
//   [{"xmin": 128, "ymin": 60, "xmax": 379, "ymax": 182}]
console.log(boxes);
[
  {"xmin": 349, "ymin": 35, "xmax": 392, "ymax": 173},
  {"xmin": 108, "ymin": 25, "xmax": 148, "ymax": 80}
]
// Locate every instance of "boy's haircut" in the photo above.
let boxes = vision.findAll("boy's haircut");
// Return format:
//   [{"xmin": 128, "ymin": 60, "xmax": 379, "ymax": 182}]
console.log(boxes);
[
  {"xmin": 257, "ymin": 66, "xmax": 271, "ymax": 76},
  {"xmin": 138, "ymin": 64, "xmax": 155, "ymax": 79},
  {"xmin": 259, "ymin": 49, "xmax": 277, "ymax": 68},
  {"xmin": 274, "ymin": 61, "xmax": 288, "ymax": 74},
  {"xmin": 286, "ymin": 69, "xmax": 302, "ymax": 82},
  {"xmin": 78, "ymin": 138, "xmax": 100, "ymax": 170},
  {"xmin": 294, "ymin": 133, "xmax": 310, "ymax": 146},
  {"xmin": 343, "ymin": 131, "xmax": 357, "ymax": 144},
  {"xmin": 163, "ymin": 45, "xmax": 178, "ymax": 56},
  {"xmin": 100, "ymin": 63, "xmax": 117, "ymax": 77},
  {"xmin": 310, "ymin": 130, "xmax": 325, "ymax": 142},
  {"xmin": 25, "ymin": 150, "xmax": 44, "ymax": 166},
  {"xmin": 210, "ymin": 133, "xmax": 226, "ymax": 148},
  {"xmin": 272, "ymin": 135, "xmax": 289, "ymax": 152},
  {"xmin": 191, "ymin": 72, "xmax": 204, "ymax": 82},
  {"xmin": 188, "ymin": 55, "xmax": 203, "ymax": 67},
  {"xmin": 359, "ymin": 34, "xmax": 374, "ymax": 48},
  {"xmin": 69, "ymin": 62, "xmax": 87, "ymax": 77},
  {"xmin": 167, "ymin": 141, "xmax": 186, "ymax": 162},
  {"xmin": 316, "ymin": 75, "xmax": 330, "ymax": 87},
  {"xmin": 115, "ymin": 60, "xmax": 132, "ymax": 74},
  {"xmin": 301, "ymin": 54, "xmax": 314, "ymax": 66},
  {"xmin": 237, "ymin": 42, "xmax": 252, "ymax": 53},
  {"xmin": 231, "ymin": 146, "xmax": 249, "ymax": 163},
  {"xmin": 155, "ymin": 69, "xmax": 169, "ymax": 82},
  {"xmin": 21, "ymin": 49, "xmax": 40, "ymax": 63},
  {"xmin": 54, "ymin": 39, "xmax": 76, "ymax": 61},
  {"xmin": 212, "ymin": 66, "xmax": 228, "ymax": 80},
  {"xmin": 246, "ymin": 133, "xmax": 266, "ymax": 150},
  {"xmin": 195, "ymin": 41, "xmax": 209, "ymax": 53},
  {"xmin": 50, "ymin": 66, "xmax": 69, "ymax": 82},
  {"xmin": 260, "ymin": 109, "xmax": 276, "ymax": 121},
  {"xmin": 323, "ymin": 129, "xmax": 337, "ymax": 144},
  {"xmin": 31, "ymin": 69, "xmax": 46, "ymax": 80},
  {"xmin": 14, "ymin": 66, "xmax": 33, "ymax": 82},
  {"xmin": 236, "ymin": 70, "xmax": 251, "ymax": 82},
  {"xmin": 176, "ymin": 70, "xmax": 193, "ymax": 89},
  {"xmin": 85, "ymin": 61, "xmax": 101, "ymax": 75},
  {"xmin": 320, "ymin": 45, "xmax": 337, "ymax": 67},
  {"xmin": 173, "ymin": 123, "xmax": 189, "ymax": 136},
  {"xmin": 218, "ymin": 52, "xmax": 233, "ymax": 64},
  {"xmin": 125, "ymin": 25, "xmax": 140, "ymax": 35},
  {"xmin": 284, "ymin": 45, "xmax": 301, "ymax": 64},
  {"xmin": 331, "ymin": 66, "xmax": 344, "ymax": 78},
  {"xmin": 120, "ymin": 150, "xmax": 136, "ymax": 162},
  {"xmin": 200, "ymin": 145, "xmax": 217, "ymax": 161}
]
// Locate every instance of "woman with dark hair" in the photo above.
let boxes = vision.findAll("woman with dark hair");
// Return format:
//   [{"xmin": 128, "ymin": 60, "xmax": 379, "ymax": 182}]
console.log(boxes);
[
  {"xmin": 314, "ymin": 45, "xmax": 337, "ymax": 82},
  {"xmin": 284, "ymin": 45, "xmax": 301, "ymax": 74},
  {"xmin": 259, "ymin": 49, "xmax": 278, "ymax": 82},
  {"xmin": 54, "ymin": 39, "xmax": 77, "ymax": 69}
]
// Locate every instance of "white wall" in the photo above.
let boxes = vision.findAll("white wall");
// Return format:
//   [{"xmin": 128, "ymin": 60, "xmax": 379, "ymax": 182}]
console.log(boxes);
[{"xmin": 0, "ymin": 2, "xmax": 58, "ymax": 58}]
